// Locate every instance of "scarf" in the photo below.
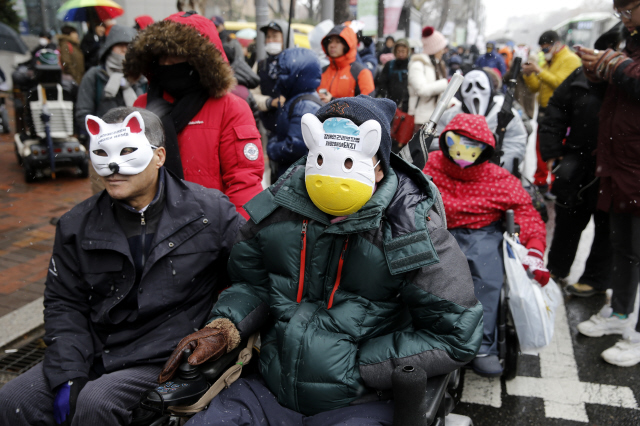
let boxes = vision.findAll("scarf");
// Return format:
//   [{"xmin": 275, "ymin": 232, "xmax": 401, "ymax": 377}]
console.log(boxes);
[
  {"xmin": 104, "ymin": 52, "xmax": 137, "ymax": 107},
  {"xmin": 145, "ymin": 73, "xmax": 209, "ymax": 179}
]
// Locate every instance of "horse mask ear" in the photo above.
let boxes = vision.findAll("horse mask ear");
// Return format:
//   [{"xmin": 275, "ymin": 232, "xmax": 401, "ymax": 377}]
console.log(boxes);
[{"xmin": 301, "ymin": 113, "xmax": 324, "ymax": 150}]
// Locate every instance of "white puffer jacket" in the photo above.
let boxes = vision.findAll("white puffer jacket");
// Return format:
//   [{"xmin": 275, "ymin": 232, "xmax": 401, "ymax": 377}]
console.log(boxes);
[{"xmin": 408, "ymin": 54, "xmax": 448, "ymax": 125}]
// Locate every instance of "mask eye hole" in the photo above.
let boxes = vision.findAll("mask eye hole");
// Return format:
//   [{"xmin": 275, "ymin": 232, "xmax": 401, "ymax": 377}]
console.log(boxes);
[
  {"xmin": 344, "ymin": 158, "xmax": 353, "ymax": 170},
  {"xmin": 317, "ymin": 154, "xmax": 324, "ymax": 167},
  {"xmin": 465, "ymin": 83, "xmax": 473, "ymax": 93},
  {"xmin": 92, "ymin": 149, "xmax": 108, "ymax": 157},
  {"xmin": 476, "ymin": 82, "xmax": 485, "ymax": 90},
  {"xmin": 120, "ymin": 147, "xmax": 138, "ymax": 155}
]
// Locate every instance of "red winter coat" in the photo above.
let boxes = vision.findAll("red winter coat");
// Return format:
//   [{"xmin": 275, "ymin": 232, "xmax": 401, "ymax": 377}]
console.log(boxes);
[
  {"xmin": 126, "ymin": 12, "xmax": 264, "ymax": 220},
  {"xmin": 134, "ymin": 93, "xmax": 263, "ymax": 220},
  {"xmin": 423, "ymin": 114, "xmax": 546, "ymax": 253}
]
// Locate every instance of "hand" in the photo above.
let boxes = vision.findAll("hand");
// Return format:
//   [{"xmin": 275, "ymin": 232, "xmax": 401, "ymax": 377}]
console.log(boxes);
[
  {"xmin": 521, "ymin": 62, "xmax": 540, "ymax": 76},
  {"xmin": 546, "ymin": 157, "xmax": 562, "ymax": 170},
  {"xmin": 270, "ymin": 95, "xmax": 286, "ymax": 108},
  {"xmin": 53, "ymin": 377, "xmax": 88, "ymax": 425},
  {"xmin": 158, "ymin": 327, "xmax": 229, "ymax": 383},
  {"xmin": 319, "ymin": 91, "xmax": 332, "ymax": 103},
  {"xmin": 522, "ymin": 249, "xmax": 550, "ymax": 286}
]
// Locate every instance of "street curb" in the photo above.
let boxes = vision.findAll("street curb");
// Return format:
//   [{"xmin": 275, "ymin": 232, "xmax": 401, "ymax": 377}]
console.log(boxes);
[{"xmin": 0, "ymin": 297, "xmax": 44, "ymax": 348}]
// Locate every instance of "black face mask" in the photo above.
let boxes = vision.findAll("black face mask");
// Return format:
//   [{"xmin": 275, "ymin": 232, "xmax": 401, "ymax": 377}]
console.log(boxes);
[{"xmin": 153, "ymin": 61, "xmax": 202, "ymax": 98}]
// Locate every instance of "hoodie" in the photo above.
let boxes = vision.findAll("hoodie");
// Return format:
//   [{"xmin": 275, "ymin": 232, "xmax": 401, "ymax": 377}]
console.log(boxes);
[
  {"xmin": 318, "ymin": 25, "xmax": 375, "ymax": 99},
  {"xmin": 423, "ymin": 113, "xmax": 546, "ymax": 253}
]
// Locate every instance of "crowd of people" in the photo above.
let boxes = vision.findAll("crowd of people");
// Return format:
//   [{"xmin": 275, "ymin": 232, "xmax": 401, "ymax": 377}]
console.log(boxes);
[{"xmin": 1, "ymin": 0, "xmax": 640, "ymax": 424}]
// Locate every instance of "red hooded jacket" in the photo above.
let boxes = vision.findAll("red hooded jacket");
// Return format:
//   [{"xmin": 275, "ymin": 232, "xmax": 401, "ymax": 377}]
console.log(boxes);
[
  {"xmin": 318, "ymin": 25, "xmax": 375, "ymax": 99},
  {"xmin": 129, "ymin": 12, "xmax": 264, "ymax": 220},
  {"xmin": 423, "ymin": 114, "xmax": 546, "ymax": 253}
]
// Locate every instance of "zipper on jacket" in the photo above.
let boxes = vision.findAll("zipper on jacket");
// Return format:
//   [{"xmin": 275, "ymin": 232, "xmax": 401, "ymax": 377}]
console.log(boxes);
[
  {"xmin": 327, "ymin": 237, "xmax": 349, "ymax": 309},
  {"xmin": 297, "ymin": 220, "xmax": 309, "ymax": 303},
  {"xmin": 140, "ymin": 212, "xmax": 147, "ymax": 267}
]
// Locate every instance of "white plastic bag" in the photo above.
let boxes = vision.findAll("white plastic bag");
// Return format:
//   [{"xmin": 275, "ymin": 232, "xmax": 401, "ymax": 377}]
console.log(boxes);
[{"xmin": 503, "ymin": 233, "xmax": 562, "ymax": 352}]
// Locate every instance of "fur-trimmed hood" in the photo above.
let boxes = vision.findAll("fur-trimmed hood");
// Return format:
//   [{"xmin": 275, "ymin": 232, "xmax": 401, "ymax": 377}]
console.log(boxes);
[{"xmin": 124, "ymin": 11, "xmax": 234, "ymax": 99}]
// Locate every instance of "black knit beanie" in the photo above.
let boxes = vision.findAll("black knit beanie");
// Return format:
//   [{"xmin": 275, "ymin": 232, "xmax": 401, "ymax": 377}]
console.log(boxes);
[{"xmin": 315, "ymin": 95, "xmax": 397, "ymax": 175}]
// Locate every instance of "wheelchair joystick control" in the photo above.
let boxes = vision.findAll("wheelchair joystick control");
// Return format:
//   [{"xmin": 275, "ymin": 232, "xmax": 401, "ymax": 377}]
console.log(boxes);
[
  {"xmin": 392, "ymin": 365, "xmax": 429, "ymax": 426},
  {"xmin": 147, "ymin": 349, "xmax": 209, "ymax": 408}
]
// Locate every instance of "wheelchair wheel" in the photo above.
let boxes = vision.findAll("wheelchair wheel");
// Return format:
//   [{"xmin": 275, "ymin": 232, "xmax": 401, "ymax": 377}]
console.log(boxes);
[{"xmin": 503, "ymin": 311, "xmax": 519, "ymax": 381}]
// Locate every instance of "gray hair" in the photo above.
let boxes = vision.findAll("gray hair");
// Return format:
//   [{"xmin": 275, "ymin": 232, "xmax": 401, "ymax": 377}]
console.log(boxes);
[{"xmin": 101, "ymin": 107, "xmax": 165, "ymax": 148}]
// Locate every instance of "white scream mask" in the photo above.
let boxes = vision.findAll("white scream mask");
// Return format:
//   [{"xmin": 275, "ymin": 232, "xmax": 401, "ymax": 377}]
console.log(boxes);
[
  {"xmin": 301, "ymin": 114, "xmax": 380, "ymax": 216},
  {"xmin": 86, "ymin": 112, "xmax": 157, "ymax": 177},
  {"xmin": 461, "ymin": 70, "xmax": 492, "ymax": 116}
]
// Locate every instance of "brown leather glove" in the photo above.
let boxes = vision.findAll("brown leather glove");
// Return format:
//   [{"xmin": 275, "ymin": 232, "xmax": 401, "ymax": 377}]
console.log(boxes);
[{"xmin": 158, "ymin": 327, "xmax": 229, "ymax": 383}]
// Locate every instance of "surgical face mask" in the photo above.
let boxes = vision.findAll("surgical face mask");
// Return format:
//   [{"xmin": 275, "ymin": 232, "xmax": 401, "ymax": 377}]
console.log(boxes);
[
  {"xmin": 39, "ymin": 38, "xmax": 49, "ymax": 46},
  {"xmin": 461, "ymin": 70, "xmax": 491, "ymax": 116},
  {"xmin": 544, "ymin": 51, "xmax": 553, "ymax": 61},
  {"xmin": 86, "ymin": 112, "xmax": 157, "ymax": 176},
  {"xmin": 301, "ymin": 114, "xmax": 381, "ymax": 216},
  {"xmin": 445, "ymin": 131, "xmax": 486, "ymax": 168},
  {"xmin": 265, "ymin": 42, "xmax": 283, "ymax": 56},
  {"xmin": 542, "ymin": 43, "xmax": 557, "ymax": 61}
]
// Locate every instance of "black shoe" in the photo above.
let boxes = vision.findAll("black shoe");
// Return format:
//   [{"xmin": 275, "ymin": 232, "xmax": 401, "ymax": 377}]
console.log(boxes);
[{"xmin": 471, "ymin": 355, "xmax": 503, "ymax": 377}]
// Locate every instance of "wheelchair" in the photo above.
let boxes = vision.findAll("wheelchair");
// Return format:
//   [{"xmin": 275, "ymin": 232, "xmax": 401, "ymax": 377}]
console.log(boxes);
[{"xmin": 130, "ymin": 341, "xmax": 472, "ymax": 426}]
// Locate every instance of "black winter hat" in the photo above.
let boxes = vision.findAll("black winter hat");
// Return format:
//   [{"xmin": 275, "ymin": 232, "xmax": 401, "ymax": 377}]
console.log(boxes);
[{"xmin": 316, "ymin": 95, "xmax": 397, "ymax": 175}]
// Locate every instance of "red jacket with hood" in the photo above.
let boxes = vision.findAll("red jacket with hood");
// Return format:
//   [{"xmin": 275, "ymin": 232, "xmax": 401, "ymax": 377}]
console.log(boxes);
[
  {"xmin": 423, "ymin": 114, "xmax": 546, "ymax": 253},
  {"xmin": 318, "ymin": 25, "xmax": 375, "ymax": 99},
  {"xmin": 126, "ymin": 12, "xmax": 263, "ymax": 219}
]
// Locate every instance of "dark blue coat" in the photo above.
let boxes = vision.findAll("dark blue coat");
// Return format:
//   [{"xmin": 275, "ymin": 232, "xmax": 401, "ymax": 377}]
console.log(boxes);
[
  {"xmin": 359, "ymin": 43, "xmax": 378, "ymax": 71},
  {"xmin": 267, "ymin": 48, "xmax": 322, "ymax": 178},
  {"xmin": 475, "ymin": 52, "xmax": 507, "ymax": 77}
]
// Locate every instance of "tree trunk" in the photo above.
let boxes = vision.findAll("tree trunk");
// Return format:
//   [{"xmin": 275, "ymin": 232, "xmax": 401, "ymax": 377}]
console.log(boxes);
[
  {"xmin": 377, "ymin": 0, "xmax": 384, "ymax": 38},
  {"xmin": 334, "ymin": 0, "xmax": 352, "ymax": 24},
  {"xmin": 437, "ymin": 0, "xmax": 450, "ymax": 31}
]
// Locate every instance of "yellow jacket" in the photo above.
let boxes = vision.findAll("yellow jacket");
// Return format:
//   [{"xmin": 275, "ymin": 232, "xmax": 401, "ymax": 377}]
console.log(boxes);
[{"xmin": 523, "ymin": 46, "xmax": 581, "ymax": 108}]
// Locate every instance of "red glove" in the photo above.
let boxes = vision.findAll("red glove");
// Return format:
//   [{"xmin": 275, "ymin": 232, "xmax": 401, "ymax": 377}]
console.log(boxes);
[{"xmin": 522, "ymin": 248, "xmax": 550, "ymax": 286}]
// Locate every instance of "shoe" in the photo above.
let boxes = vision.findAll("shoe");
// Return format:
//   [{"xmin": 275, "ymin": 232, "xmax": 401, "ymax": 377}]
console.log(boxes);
[
  {"xmin": 566, "ymin": 283, "xmax": 604, "ymax": 298},
  {"xmin": 601, "ymin": 329, "xmax": 640, "ymax": 367},
  {"xmin": 577, "ymin": 304, "xmax": 635, "ymax": 337},
  {"xmin": 471, "ymin": 354, "xmax": 503, "ymax": 377}
]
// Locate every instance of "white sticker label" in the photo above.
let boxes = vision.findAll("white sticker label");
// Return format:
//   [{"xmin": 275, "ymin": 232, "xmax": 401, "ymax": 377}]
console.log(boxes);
[
  {"xmin": 321, "ymin": 133, "xmax": 361, "ymax": 151},
  {"xmin": 243, "ymin": 143, "xmax": 259, "ymax": 161}
]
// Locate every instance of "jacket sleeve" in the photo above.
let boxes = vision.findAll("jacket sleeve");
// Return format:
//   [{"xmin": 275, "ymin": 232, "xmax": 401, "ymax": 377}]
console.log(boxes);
[
  {"xmin": 358, "ymin": 208, "xmax": 483, "ymax": 390},
  {"xmin": 611, "ymin": 58, "xmax": 640, "ymax": 100},
  {"xmin": 497, "ymin": 56, "xmax": 507, "ymax": 77},
  {"xmin": 538, "ymin": 55, "xmax": 581, "ymax": 90},
  {"xmin": 522, "ymin": 72, "xmax": 541, "ymax": 93},
  {"xmin": 207, "ymin": 218, "xmax": 271, "ymax": 338},
  {"xmin": 506, "ymin": 176, "xmax": 547, "ymax": 253},
  {"xmin": 499, "ymin": 109, "xmax": 528, "ymax": 172},
  {"xmin": 266, "ymin": 99, "xmax": 319, "ymax": 164},
  {"xmin": 409, "ymin": 61, "xmax": 448, "ymax": 98},
  {"xmin": 538, "ymin": 73, "xmax": 573, "ymax": 161},
  {"xmin": 219, "ymin": 96, "xmax": 265, "ymax": 220},
  {"xmin": 75, "ymin": 69, "xmax": 97, "ymax": 132},
  {"xmin": 357, "ymin": 68, "xmax": 375, "ymax": 96},
  {"xmin": 42, "ymin": 222, "xmax": 93, "ymax": 390}
]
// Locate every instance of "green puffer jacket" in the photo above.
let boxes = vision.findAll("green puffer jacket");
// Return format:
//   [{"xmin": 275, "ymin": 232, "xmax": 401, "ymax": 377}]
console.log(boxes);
[{"xmin": 209, "ymin": 154, "xmax": 483, "ymax": 415}]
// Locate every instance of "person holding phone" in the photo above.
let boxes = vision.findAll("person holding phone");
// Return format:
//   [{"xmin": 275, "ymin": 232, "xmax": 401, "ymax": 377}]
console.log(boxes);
[{"xmin": 574, "ymin": 0, "xmax": 640, "ymax": 368}]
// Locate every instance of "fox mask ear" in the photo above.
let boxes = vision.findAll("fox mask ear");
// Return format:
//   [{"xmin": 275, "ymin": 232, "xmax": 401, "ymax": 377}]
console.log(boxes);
[
  {"xmin": 122, "ymin": 111, "xmax": 145, "ymax": 134},
  {"xmin": 85, "ymin": 115, "xmax": 103, "ymax": 136}
]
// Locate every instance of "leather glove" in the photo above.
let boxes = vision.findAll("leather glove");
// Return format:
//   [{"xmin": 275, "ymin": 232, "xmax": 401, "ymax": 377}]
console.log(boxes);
[
  {"xmin": 158, "ymin": 327, "xmax": 229, "ymax": 383},
  {"xmin": 522, "ymin": 248, "xmax": 550, "ymax": 286},
  {"xmin": 53, "ymin": 377, "xmax": 88, "ymax": 425}
]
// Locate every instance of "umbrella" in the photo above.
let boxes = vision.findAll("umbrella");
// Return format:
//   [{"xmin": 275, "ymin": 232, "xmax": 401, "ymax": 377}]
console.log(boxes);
[
  {"xmin": 0, "ymin": 23, "xmax": 28, "ymax": 54},
  {"xmin": 58, "ymin": 0, "xmax": 124, "ymax": 22}
]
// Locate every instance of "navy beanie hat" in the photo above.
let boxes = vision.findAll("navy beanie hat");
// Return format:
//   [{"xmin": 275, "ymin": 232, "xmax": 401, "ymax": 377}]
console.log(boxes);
[{"xmin": 315, "ymin": 95, "xmax": 397, "ymax": 175}]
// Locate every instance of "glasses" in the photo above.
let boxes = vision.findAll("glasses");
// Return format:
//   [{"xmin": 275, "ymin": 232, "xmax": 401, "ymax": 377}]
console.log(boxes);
[{"xmin": 613, "ymin": 2, "xmax": 640, "ymax": 19}]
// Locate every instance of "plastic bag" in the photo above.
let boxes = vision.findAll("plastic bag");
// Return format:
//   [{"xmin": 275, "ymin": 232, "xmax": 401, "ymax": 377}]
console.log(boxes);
[{"xmin": 503, "ymin": 233, "xmax": 562, "ymax": 352}]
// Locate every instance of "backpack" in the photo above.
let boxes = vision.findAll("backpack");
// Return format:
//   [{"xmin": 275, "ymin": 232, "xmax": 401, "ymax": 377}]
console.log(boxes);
[{"xmin": 288, "ymin": 94, "xmax": 323, "ymax": 119}]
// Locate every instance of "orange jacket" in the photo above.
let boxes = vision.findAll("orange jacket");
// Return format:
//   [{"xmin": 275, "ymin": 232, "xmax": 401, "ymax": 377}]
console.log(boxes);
[{"xmin": 318, "ymin": 25, "xmax": 374, "ymax": 99}]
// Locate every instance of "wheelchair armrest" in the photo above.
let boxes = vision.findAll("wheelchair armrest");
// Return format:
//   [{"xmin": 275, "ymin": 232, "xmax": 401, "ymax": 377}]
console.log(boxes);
[{"xmin": 422, "ymin": 373, "xmax": 451, "ymax": 425}]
